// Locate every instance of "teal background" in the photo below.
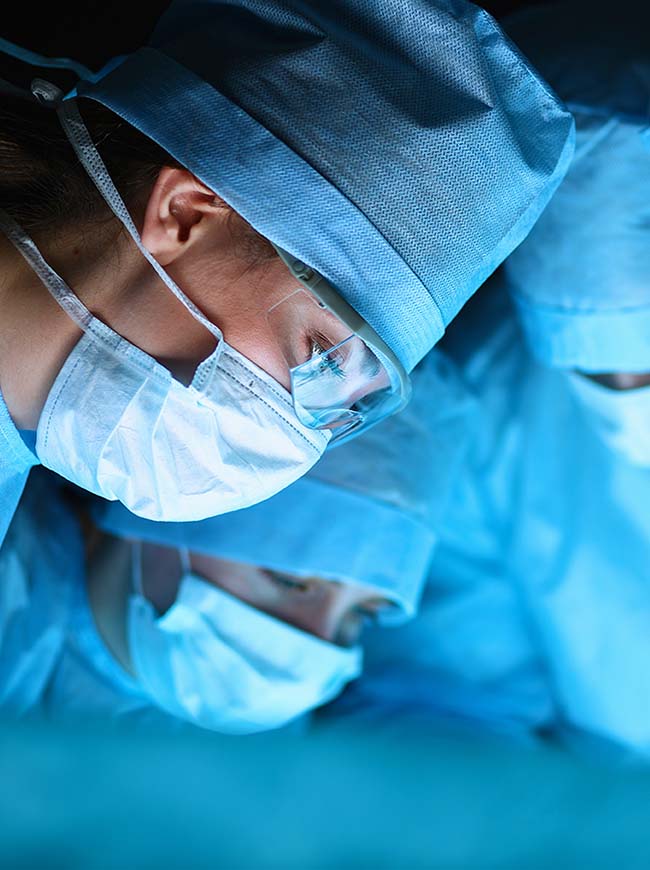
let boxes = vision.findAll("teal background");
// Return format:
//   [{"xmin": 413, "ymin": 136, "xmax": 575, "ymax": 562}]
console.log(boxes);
[{"xmin": 1, "ymin": 717, "xmax": 649, "ymax": 869}]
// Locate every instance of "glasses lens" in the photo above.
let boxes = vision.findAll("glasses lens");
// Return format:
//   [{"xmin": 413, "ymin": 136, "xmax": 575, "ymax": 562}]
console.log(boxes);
[{"xmin": 268, "ymin": 290, "xmax": 407, "ymax": 443}]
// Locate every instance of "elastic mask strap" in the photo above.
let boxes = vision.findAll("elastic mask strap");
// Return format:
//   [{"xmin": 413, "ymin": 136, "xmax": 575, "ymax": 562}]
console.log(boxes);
[
  {"xmin": 131, "ymin": 540, "xmax": 145, "ymax": 597},
  {"xmin": 0, "ymin": 209, "xmax": 94, "ymax": 332},
  {"xmin": 56, "ymin": 99, "xmax": 222, "ymax": 341},
  {"xmin": 178, "ymin": 547, "xmax": 192, "ymax": 575}
]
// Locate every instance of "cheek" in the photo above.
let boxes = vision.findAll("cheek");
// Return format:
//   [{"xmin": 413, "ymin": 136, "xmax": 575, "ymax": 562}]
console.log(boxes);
[
  {"xmin": 222, "ymin": 320, "xmax": 292, "ymax": 391},
  {"xmin": 165, "ymin": 259, "xmax": 291, "ymax": 382},
  {"xmin": 188, "ymin": 554, "xmax": 250, "ymax": 600},
  {"xmin": 266, "ymin": 588, "xmax": 338, "ymax": 641},
  {"xmin": 190, "ymin": 556, "xmax": 286, "ymax": 614}
]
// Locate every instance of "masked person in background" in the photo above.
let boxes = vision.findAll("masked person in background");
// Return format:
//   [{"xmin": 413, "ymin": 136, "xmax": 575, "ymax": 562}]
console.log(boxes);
[
  {"xmin": 324, "ymin": 5, "xmax": 650, "ymax": 758},
  {"xmin": 330, "ymin": 274, "xmax": 650, "ymax": 760},
  {"xmin": 0, "ymin": 0, "xmax": 574, "ymax": 546},
  {"xmin": 502, "ymin": 1, "xmax": 650, "ymax": 467},
  {"xmin": 0, "ymin": 352, "xmax": 472, "ymax": 733}
]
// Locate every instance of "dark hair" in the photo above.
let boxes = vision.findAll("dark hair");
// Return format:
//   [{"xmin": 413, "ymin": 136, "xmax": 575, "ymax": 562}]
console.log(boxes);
[
  {"xmin": 0, "ymin": 93, "xmax": 275, "ymax": 260},
  {"xmin": 0, "ymin": 93, "xmax": 179, "ymax": 235}
]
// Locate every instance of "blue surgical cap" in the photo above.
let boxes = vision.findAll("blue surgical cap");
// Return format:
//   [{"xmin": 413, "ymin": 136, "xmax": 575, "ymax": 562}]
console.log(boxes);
[
  {"xmin": 77, "ymin": 0, "xmax": 574, "ymax": 371},
  {"xmin": 503, "ymin": 3, "xmax": 650, "ymax": 373},
  {"xmin": 94, "ymin": 350, "xmax": 475, "ymax": 623}
]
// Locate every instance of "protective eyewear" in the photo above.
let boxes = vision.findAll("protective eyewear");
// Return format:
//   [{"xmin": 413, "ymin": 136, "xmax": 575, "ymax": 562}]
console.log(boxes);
[{"xmin": 268, "ymin": 245, "xmax": 411, "ymax": 445}]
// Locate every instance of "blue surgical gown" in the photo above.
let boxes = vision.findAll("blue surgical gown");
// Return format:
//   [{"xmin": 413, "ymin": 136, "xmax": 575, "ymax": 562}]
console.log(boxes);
[
  {"xmin": 0, "ymin": 468, "xmax": 176, "ymax": 727},
  {"xmin": 336, "ymin": 278, "xmax": 650, "ymax": 757},
  {"xmin": 0, "ymin": 390, "xmax": 37, "ymax": 548}
]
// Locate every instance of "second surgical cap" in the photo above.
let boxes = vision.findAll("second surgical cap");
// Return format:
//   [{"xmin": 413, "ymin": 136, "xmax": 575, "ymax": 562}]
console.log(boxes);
[
  {"xmin": 93, "ymin": 350, "xmax": 475, "ymax": 623},
  {"xmin": 77, "ymin": 0, "xmax": 574, "ymax": 371},
  {"xmin": 503, "ymin": 3, "xmax": 650, "ymax": 373}
]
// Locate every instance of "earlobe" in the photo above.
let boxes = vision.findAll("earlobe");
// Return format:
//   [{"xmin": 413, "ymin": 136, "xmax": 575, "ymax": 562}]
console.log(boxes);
[{"xmin": 140, "ymin": 166, "xmax": 225, "ymax": 266}]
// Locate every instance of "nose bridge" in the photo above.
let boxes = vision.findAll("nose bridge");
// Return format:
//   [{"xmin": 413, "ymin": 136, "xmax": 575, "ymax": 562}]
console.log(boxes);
[
  {"xmin": 297, "ymin": 584, "xmax": 339, "ymax": 644},
  {"xmin": 314, "ymin": 582, "xmax": 371, "ymax": 645}
]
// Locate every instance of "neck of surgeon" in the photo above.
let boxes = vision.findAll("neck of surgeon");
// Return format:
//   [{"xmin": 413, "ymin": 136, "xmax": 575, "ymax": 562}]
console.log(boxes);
[{"xmin": 0, "ymin": 219, "xmax": 221, "ymax": 430}]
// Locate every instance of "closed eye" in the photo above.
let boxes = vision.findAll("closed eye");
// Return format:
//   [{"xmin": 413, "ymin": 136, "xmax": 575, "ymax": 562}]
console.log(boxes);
[{"xmin": 264, "ymin": 569, "xmax": 311, "ymax": 593}]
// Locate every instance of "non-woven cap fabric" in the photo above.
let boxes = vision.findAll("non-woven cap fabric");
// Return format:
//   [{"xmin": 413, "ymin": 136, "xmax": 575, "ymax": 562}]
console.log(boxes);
[
  {"xmin": 77, "ymin": 0, "xmax": 574, "ymax": 371},
  {"xmin": 93, "ymin": 349, "xmax": 477, "ymax": 623},
  {"xmin": 502, "ymin": 2, "xmax": 650, "ymax": 372}
]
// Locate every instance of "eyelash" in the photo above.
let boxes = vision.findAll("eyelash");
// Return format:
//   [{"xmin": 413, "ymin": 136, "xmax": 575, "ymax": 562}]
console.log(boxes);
[
  {"xmin": 265, "ymin": 570, "xmax": 311, "ymax": 593},
  {"xmin": 307, "ymin": 333, "xmax": 347, "ymax": 380}
]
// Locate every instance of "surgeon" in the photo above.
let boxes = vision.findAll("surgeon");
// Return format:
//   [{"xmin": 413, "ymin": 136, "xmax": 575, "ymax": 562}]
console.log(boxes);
[
  {"xmin": 328, "ymin": 262, "xmax": 650, "ymax": 759},
  {"xmin": 502, "ymin": 1, "xmax": 650, "ymax": 466},
  {"xmin": 0, "ymin": 349, "xmax": 472, "ymax": 733},
  {"xmin": 314, "ymin": 7, "xmax": 650, "ymax": 744},
  {"xmin": 0, "ymin": 0, "xmax": 574, "ymax": 546}
]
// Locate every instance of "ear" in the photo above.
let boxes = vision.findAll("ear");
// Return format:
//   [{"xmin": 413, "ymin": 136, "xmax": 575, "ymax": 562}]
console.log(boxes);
[{"xmin": 140, "ymin": 166, "xmax": 227, "ymax": 266}]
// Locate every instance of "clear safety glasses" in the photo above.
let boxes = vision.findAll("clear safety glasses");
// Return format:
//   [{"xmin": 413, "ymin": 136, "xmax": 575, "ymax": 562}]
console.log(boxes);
[{"xmin": 268, "ymin": 245, "xmax": 411, "ymax": 445}]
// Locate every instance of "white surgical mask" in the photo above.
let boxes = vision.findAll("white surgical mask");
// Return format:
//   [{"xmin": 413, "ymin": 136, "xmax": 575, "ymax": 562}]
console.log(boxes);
[
  {"xmin": 0, "ymin": 216, "xmax": 328, "ymax": 520},
  {"xmin": 567, "ymin": 372, "xmax": 650, "ymax": 467},
  {"xmin": 127, "ymin": 548, "xmax": 362, "ymax": 733},
  {"xmin": 0, "ymin": 99, "xmax": 329, "ymax": 521}
]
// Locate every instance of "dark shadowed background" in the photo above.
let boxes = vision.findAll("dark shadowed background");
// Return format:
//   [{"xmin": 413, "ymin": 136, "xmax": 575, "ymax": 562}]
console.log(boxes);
[{"xmin": 1, "ymin": 1, "xmax": 555, "ymax": 86}]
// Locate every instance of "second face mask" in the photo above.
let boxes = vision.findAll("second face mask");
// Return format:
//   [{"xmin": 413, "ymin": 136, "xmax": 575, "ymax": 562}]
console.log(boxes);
[{"xmin": 568, "ymin": 372, "xmax": 650, "ymax": 468}]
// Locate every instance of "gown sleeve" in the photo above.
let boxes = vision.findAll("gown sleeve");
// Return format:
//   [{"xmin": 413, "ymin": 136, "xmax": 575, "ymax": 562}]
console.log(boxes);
[{"xmin": 0, "ymin": 391, "xmax": 38, "ymax": 548}]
